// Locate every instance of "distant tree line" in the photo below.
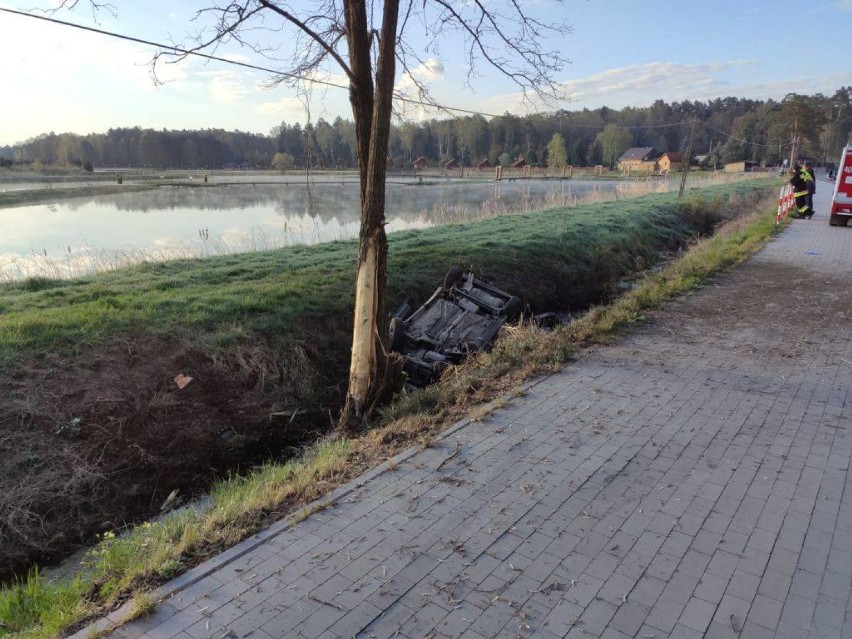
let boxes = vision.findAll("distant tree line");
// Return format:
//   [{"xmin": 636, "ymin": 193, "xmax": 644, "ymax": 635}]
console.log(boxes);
[{"xmin": 1, "ymin": 88, "xmax": 849, "ymax": 171}]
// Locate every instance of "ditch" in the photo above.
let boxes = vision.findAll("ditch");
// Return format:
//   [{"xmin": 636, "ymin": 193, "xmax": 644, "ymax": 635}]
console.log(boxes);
[{"xmin": 0, "ymin": 181, "xmax": 775, "ymax": 585}]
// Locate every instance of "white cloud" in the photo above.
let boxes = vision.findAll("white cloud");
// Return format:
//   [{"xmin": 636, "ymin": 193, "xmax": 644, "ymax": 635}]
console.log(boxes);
[
  {"xmin": 256, "ymin": 96, "xmax": 311, "ymax": 116},
  {"xmin": 394, "ymin": 58, "xmax": 446, "ymax": 120},
  {"xmin": 205, "ymin": 72, "xmax": 253, "ymax": 104},
  {"xmin": 219, "ymin": 52, "xmax": 253, "ymax": 64},
  {"xmin": 395, "ymin": 58, "xmax": 445, "ymax": 95},
  {"xmin": 480, "ymin": 61, "xmax": 852, "ymax": 115}
]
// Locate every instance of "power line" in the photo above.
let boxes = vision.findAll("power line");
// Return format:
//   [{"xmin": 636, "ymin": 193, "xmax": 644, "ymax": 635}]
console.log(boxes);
[
  {"xmin": 700, "ymin": 121, "xmax": 791, "ymax": 149},
  {"xmin": 552, "ymin": 119, "xmax": 697, "ymax": 130},
  {"xmin": 0, "ymin": 5, "xmax": 798, "ymax": 148},
  {"xmin": 0, "ymin": 7, "xmax": 349, "ymax": 91},
  {"xmin": 0, "ymin": 7, "xmax": 501, "ymax": 117},
  {"xmin": 0, "ymin": 7, "xmax": 723, "ymax": 131}
]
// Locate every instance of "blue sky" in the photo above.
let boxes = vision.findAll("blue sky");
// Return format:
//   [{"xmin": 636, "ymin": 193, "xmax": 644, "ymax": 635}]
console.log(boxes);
[{"xmin": 1, "ymin": 0, "xmax": 850, "ymax": 146}]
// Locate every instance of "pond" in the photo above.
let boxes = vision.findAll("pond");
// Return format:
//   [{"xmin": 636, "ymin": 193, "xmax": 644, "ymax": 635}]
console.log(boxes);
[{"xmin": 0, "ymin": 175, "xmax": 675, "ymax": 279}]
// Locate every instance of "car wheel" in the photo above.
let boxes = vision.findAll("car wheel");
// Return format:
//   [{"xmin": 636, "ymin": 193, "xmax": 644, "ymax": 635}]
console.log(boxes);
[
  {"xmin": 443, "ymin": 266, "xmax": 464, "ymax": 290},
  {"xmin": 389, "ymin": 317, "xmax": 406, "ymax": 352},
  {"xmin": 504, "ymin": 296, "xmax": 523, "ymax": 322},
  {"xmin": 830, "ymin": 215, "xmax": 839, "ymax": 226}
]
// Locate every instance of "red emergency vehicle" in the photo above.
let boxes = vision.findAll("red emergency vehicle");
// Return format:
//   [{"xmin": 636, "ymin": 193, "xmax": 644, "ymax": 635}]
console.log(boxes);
[{"xmin": 829, "ymin": 145, "xmax": 852, "ymax": 227}]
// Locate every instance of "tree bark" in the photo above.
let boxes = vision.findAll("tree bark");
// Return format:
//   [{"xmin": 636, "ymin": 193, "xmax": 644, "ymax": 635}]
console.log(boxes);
[{"xmin": 339, "ymin": 0, "xmax": 403, "ymax": 430}]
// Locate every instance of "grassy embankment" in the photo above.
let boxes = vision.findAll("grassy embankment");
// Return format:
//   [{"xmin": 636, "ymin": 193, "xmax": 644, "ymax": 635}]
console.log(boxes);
[
  {"xmin": 0, "ymin": 179, "xmax": 781, "ymax": 639},
  {"xmin": 0, "ymin": 186, "xmax": 152, "ymax": 209},
  {"xmin": 0, "ymin": 179, "xmax": 772, "ymax": 362}
]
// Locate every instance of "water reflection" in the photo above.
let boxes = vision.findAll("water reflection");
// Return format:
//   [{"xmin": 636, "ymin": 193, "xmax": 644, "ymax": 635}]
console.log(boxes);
[{"xmin": 0, "ymin": 178, "xmax": 673, "ymax": 280}]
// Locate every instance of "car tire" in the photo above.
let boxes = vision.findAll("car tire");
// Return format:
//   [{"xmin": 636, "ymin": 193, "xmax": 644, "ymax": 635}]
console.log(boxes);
[
  {"xmin": 504, "ymin": 296, "xmax": 523, "ymax": 322},
  {"xmin": 388, "ymin": 317, "xmax": 406, "ymax": 352},
  {"xmin": 443, "ymin": 266, "xmax": 464, "ymax": 291},
  {"xmin": 830, "ymin": 215, "xmax": 839, "ymax": 226}
]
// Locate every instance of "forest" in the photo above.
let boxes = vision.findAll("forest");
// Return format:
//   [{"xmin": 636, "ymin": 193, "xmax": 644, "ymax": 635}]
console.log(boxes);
[{"xmin": 1, "ymin": 89, "xmax": 849, "ymax": 171}]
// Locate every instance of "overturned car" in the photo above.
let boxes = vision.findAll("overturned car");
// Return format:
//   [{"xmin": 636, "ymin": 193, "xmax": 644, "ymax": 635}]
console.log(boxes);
[{"xmin": 389, "ymin": 267, "xmax": 522, "ymax": 386}]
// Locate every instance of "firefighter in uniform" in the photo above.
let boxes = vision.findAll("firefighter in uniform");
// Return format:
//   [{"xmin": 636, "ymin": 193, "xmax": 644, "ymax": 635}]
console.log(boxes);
[
  {"xmin": 803, "ymin": 161, "xmax": 816, "ymax": 219},
  {"xmin": 789, "ymin": 164, "xmax": 814, "ymax": 218}
]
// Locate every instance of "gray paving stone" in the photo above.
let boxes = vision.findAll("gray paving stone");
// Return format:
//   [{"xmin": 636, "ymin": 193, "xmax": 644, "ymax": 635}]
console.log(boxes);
[
  {"xmin": 741, "ymin": 620, "xmax": 777, "ymax": 639},
  {"xmin": 738, "ymin": 548, "xmax": 771, "ymax": 577},
  {"xmin": 585, "ymin": 551, "xmax": 620, "ymax": 582},
  {"xmin": 707, "ymin": 550, "xmax": 740, "ymax": 580},
  {"xmin": 669, "ymin": 623, "xmax": 704, "ymax": 638},
  {"xmin": 694, "ymin": 571, "xmax": 729, "ymax": 605},
  {"xmin": 713, "ymin": 593, "xmax": 751, "ymax": 628},
  {"xmin": 704, "ymin": 619, "xmax": 739, "ymax": 639},
  {"xmin": 646, "ymin": 552, "xmax": 681, "ymax": 581},
  {"xmin": 725, "ymin": 568, "xmax": 761, "ymax": 603},
  {"xmin": 660, "ymin": 570, "xmax": 700, "ymax": 605},
  {"xmin": 678, "ymin": 596, "xmax": 716, "ymax": 633},
  {"xmin": 780, "ymin": 593, "xmax": 817, "ymax": 631},
  {"xmin": 596, "ymin": 571, "xmax": 638, "ymax": 607},
  {"xmin": 565, "ymin": 573, "xmax": 605, "ymax": 607},
  {"xmin": 645, "ymin": 596, "xmax": 686, "ymax": 632},
  {"xmin": 608, "ymin": 600, "xmax": 651, "ymax": 636},
  {"xmin": 719, "ymin": 529, "xmax": 749, "ymax": 556},
  {"xmin": 541, "ymin": 599, "xmax": 583, "ymax": 633},
  {"xmin": 808, "ymin": 622, "xmax": 842, "ymax": 639},
  {"xmin": 747, "ymin": 593, "xmax": 784, "ymax": 631},
  {"xmin": 572, "ymin": 598, "xmax": 616, "ymax": 636},
  {"xmin": 814, "ymin": 593, "xmax": 846, "ymax": 630},
  {"xmin": 791, "ymin": 568, "xmax": 825, "ymax": 600}
]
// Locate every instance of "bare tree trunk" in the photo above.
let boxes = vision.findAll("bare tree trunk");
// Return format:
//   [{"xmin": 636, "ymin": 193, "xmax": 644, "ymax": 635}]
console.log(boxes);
[{"xmin": 339, "ymin": 0, "xmax": 403, "ymax": 430}]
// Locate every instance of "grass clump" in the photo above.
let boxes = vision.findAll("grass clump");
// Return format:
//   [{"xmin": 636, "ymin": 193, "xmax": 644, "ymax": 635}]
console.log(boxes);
[
  {"xmin": 0, "ymin": 438, "xmax": 352, "ymax": 639},
  {"xmin": 0, "ymin": 570, "xmax": 88, "ymax": 639},
  {"xmin": 123, "ymin": 593, "xmax": 156, "ymax": 622}
]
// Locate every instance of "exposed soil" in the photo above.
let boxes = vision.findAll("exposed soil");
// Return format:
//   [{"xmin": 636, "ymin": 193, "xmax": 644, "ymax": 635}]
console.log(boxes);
[
  {"xmin": 648, "ymin": 257, "xmax": 851, "ymax": 370},
  {"xmin": 0, "ymin": 328, "xmax": 350, "ymax": 581}
]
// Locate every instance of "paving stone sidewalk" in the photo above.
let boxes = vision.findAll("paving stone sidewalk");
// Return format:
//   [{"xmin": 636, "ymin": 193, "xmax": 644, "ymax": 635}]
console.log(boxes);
[{"xmin": 91, "ymin": 183, "xmax": 851, "ymax": 639}]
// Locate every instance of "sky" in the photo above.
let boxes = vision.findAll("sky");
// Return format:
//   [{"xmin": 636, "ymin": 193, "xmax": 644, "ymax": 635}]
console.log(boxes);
[{"xmin": 1, "ymin": 0, "xmax": 851, "ymax": 146}]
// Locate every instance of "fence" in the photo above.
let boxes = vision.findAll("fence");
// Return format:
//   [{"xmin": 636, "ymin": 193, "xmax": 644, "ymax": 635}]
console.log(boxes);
[{"xmin": 777, "ymin": 183, "xmax": 794, "ymax": 223}]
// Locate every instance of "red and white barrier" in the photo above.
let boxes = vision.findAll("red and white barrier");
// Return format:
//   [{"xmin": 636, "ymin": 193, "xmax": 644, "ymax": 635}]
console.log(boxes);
[{"xmin": 777, "ymin": 184, "xmax": 794, "ymax": 223}]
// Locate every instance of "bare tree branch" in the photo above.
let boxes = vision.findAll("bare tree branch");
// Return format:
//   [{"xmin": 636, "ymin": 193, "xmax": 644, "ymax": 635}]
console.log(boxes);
[
  {"xmin": 425, "ymin": 0, "xmax": 571, "ymax": 101},
  {"xmin": 256, "ymin": 0, "xmax": 353, "ymax": 80}
]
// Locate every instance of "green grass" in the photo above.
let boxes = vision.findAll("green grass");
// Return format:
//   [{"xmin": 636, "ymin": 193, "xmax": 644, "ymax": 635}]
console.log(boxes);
[
  {"xmin": 0, "ymin": 570, "xmax": 88, "ymax": 639},
  {"xmin": 0, "ymin": 179, "xmax": 775, "ymax": 367},
  {"xmin": 0, "ymin": 178, "xmax": 778, "ymax": 639},
  {"xmin": 0, "ymin": 438, "xmax": 352, "ymax": 639}
]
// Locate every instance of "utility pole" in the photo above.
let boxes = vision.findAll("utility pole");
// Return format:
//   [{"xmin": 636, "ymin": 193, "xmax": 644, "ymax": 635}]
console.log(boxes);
[
  {"xmin": 789, "ymin": 115, "xmax": 799, "ymax": 170},
  {"xmin": 678, "ymin": 120, "xmax": 696, "ymax": 198},
  {"xmin": 789, "ymin": 133, "xmax": 798, "ymax": 170}
]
